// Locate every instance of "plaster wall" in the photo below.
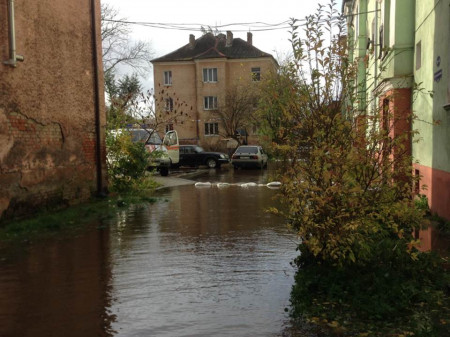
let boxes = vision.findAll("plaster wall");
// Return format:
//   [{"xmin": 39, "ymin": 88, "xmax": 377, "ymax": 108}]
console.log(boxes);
[
  {"xmin": 0, "ymin": 0, "xmax": 106, "ymax": 221},
  {"xmin": 413, "ymin": 0, "xmax": 450, "ymax": 172},
  {"xmin": 412, "ymin": 0, "xmax": 450, "ymax": 219},
  {"xmin": 152, "ymin": 61, "xmax": 198, "ymax": 141}
]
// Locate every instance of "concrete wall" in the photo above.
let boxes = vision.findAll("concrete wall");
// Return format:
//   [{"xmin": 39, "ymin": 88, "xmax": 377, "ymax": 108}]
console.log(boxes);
[{"xmin": 0, "ymin": 0, "xmax": 106, "ymax": 221}]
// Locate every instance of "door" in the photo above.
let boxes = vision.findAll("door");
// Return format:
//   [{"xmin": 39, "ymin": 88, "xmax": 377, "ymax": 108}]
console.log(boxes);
[{"xmin": 163, "ymin": 130, "xmax": 179, "ymax": 164}]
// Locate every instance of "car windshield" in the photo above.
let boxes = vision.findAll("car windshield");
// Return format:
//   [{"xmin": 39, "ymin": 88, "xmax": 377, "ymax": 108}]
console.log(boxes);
[
  {"xmin": 235, "ymin": 146, "xmax": 258, "ymax": 154},
  {"xmin": 129, "ymin": 129, "xmax": 162, "ymax": 145}
]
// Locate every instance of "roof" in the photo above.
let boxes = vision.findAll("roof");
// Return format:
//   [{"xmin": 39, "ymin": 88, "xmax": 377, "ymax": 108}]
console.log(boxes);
[{"xmin": 151, "ymin": 33, "xmax": 275, "ymax": 63}]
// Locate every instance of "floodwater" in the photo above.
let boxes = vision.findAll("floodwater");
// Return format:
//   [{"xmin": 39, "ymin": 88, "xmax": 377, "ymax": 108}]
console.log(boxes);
[{"xmin": 0, "ymin": 167, "xmax": 299, "ymax": 337}]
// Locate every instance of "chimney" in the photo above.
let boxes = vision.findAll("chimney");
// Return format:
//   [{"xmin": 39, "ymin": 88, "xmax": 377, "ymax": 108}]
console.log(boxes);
[
  {"xmin": 247, "ymin": 32, "xmax": 253, "ymax": 45},
  {"xmin": 189, "ymin": 34, "xmax": 195, "ymax": 47},
  {"xmin": 226, "ymin": 31, "xmax": 233, "ymax": 47}
]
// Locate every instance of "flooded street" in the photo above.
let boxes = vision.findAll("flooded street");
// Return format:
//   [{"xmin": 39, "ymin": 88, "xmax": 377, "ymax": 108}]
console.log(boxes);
[{"xmin": 0, "ymin": 167, "xmax": 299, "ymax": 337}]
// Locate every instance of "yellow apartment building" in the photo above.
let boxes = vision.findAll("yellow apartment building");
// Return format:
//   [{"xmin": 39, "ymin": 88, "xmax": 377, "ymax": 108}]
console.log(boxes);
[{"xmin": 151, "ymin": 31, "xmax": 277, "ymax": 151}]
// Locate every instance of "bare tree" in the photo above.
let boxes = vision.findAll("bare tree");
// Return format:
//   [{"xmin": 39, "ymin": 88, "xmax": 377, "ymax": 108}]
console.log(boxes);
[
  {"xmin": 101, "ymin": 3, "xmax": 153, "ymax": 77},
  {"xmin": 131, "ymin": 84, "xmax": 193, "ymax": 138},
  {"xmin": 217, "ymin": 85, "xmax": 259, "ymax": 145}
]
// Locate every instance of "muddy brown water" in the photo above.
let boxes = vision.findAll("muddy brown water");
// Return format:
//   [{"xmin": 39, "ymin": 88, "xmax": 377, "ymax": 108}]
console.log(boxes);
[{"xmin": 0, "ymin": 168, "xmax": 299, "ymax": 337}]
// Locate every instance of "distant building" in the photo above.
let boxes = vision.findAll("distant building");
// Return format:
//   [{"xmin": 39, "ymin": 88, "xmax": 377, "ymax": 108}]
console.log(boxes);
[
  {"xmin": 342, "ymin": 0, "xmax": 450, "ymax": 220},
  {"xmin": 151, "ymin": 31, "xmax": 278, "ymax": 150},
  {"xmin": 0, "ymin": 0, "xmax": 107, "ymax": 221}
]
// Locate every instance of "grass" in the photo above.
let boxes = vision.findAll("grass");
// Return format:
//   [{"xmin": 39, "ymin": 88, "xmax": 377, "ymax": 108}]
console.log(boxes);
[{"xmin": 0, "ymin": 192, "xmax": 161, "ymax": 246}]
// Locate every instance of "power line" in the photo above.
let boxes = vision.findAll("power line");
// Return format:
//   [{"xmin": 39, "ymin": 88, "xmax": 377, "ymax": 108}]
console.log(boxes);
[{"xmin": 103, "ymin": 19, "xmax": 293, "ymax": 32}]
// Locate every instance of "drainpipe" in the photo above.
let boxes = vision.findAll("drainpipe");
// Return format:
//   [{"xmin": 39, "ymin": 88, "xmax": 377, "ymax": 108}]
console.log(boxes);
[
  {"xmin": 373, "ymin": 0, "xmax": 379, "ymax": 111},
  {"xmin": 90, "ymin": 0, "xmax": 105, "ymax": 196},
  {"xmin": 4, "ymin": 0, "xmax": 24, "ymax": 67}
]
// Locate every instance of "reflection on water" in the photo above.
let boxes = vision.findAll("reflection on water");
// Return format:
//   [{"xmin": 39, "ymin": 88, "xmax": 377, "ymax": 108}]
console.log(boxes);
[
  {"xmin": 0, "ymin": 228, "xmax": 116, "ymax": 337},
  {"xmin": 0, "ymin": 169, "xmax": 298, "ymax": 337}
]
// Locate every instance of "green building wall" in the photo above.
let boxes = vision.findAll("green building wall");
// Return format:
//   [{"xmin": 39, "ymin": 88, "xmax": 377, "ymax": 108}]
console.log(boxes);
[
  {"xmin": 413, "ymin": 0, "xmax": 450, "ymax": 219},
  {"xmin": 344, "ymin": 0, "xmax": 450, "ymax": 220}
]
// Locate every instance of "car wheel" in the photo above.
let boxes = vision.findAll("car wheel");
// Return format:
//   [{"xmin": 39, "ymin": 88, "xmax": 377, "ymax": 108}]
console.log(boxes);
[
  {"xmin": 206, "ymin": 158, "xmax": 217, "ymax": 169},
  {"xmin": 160, "ymin": 167, "xmax": 169, "ymax": 176}
]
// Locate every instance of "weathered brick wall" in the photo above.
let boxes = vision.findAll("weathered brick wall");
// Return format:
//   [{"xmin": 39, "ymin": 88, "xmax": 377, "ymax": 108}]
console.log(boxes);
[{"xmin": 0, "ymin": 0, "xmax": 107, "ymax": 222}]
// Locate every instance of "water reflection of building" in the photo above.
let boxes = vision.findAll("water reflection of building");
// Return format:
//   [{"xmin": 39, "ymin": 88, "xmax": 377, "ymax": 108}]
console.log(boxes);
[
  {"xmin": 0, "ymin": 226, "xmax": 115, "ymax": 337},
  {"xmin": 160, "ymin": 181, "xmax": 279, "ymax": 237}
]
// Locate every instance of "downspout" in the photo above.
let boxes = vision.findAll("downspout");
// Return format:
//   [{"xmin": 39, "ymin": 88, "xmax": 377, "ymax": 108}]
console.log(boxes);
[
  {"xmin": 194, "ymin": 60, "xmax": 200, "ymax": 141},
  {"xmin": 373, "ymin": 0, "xmax": 378, "ymax": 111},
  {"xmin": 90, "ymin": 0, "xmax": 105, "ymax": 196},
  {"xmin": 4, "ymin": 0, "xmax": 24, "ymax": 67}
]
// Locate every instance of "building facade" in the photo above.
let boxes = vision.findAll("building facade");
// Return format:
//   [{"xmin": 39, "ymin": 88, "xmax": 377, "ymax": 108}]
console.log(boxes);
[
  {"xmin": 343, "ymin": 0, "xmax": 450, "ymax": 220},
  {"xmin": 151, "ymin": 32, "xmax": 278, "ymax": 151},
  {"xmin": 0, "ymin": 0, "xmax": 107, "ymax": 221}
]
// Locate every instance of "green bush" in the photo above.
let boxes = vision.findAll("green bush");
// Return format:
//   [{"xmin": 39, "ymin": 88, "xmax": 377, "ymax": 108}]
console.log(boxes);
[
  {"xmin": 106, "ymin": 129, "xmax": 151, "ymax": 193},
  {"xmin": 290, "ymin": 246, "xmax": 450, "ymax": 336}
]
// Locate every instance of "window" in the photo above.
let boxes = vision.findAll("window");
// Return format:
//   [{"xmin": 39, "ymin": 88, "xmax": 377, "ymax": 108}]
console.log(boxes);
[
  {"xmin": 414, "ymin": 169, "xmax": 420, "ymax": 194},
  {"xmin": 415, "ymin": 41, "xmax": 421, "ymax": 70},
  {"xmin": 251, "ymin": 67, "xmax": 261, "ymax": 81},
  {"xmin": 203, "ymin": 68, "xmax": 218, "ymax": 82},
  {"xmin": 165, "ymin": 97, "xmax": 174, "ymax": 112},
  {"xmin": 382, "ymin": 98, "xmax": 390, "ymax": 131},
  {"xmin": 205, "ymin": 123, "xmax": 219, "ymax": 135},
  {"xmin": 378, "ymin": 25, "xmax": 384, "ymax": 59},
  {"xmin": 165, "ymin": 124, "xmax": 174, "ymax": 132},
  {"xmin": 164, "ymin": 71, "xmax": 172, "ymax": 85},
  {"xmin": 204, "ymin": 96, "xmax": 218, "ymax": 110}
]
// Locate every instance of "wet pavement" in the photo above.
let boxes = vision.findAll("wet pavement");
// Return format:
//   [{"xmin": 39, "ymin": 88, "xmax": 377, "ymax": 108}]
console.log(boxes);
[{"xmin": 0, "ymin": 166, "xmax": 299, "ymax": 337}]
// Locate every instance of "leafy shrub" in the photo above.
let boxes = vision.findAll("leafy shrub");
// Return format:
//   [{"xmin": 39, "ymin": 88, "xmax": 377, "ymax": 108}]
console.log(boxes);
[
  {"xmin": 256, "ymin": 1, "xmax": 450, "ymax": 335},
  {"xmin": 106, "ymin": 129, "xmax": 151, "ymax": 193},
  {"xmin": 290, "ymin": 247, "xmax": 450, "ymax": 336}
]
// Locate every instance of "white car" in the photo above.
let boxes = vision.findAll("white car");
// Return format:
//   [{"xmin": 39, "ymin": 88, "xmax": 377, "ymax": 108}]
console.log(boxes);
[
  {"xmin": 231, "ymin": 145, "xmax": 268, "ymax": 169},
  {"xmin": 128, "ymin": 128, "xmax": 179, "ymax": 176}
]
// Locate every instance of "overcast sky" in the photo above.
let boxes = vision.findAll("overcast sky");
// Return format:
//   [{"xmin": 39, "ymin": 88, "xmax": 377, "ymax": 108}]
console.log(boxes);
[{"xmin": 102, "ymin": 0, "xmax": 343, "ymax": 88}]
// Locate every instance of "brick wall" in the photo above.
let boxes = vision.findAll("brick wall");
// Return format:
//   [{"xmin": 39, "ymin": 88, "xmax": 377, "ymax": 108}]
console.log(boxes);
[{"xmin": 0, "ymin": 0, "xmax": 106, "ymax": 222}]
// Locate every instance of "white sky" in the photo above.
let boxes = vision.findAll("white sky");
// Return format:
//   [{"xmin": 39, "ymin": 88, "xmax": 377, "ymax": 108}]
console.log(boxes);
[{"xmin": 102, "ymin": 0, "xmax": 343, "ymax": 89}]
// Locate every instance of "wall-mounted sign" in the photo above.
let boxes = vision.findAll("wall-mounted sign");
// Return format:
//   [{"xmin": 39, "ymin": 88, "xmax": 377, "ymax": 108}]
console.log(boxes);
[{"xmin": 436, "ymin": 56, "xmax": 441, "ymax": 67}]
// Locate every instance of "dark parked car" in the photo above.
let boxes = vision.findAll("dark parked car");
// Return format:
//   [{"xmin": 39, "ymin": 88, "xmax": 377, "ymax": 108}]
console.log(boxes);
[{"xmin": 173, "ymin": 145, "xmax": 229, "ymax": 169}]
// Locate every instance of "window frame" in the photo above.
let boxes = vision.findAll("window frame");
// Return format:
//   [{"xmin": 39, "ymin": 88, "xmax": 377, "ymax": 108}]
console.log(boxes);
[
  {"xmin": 251, "ymin": 67, "xmax": 261, "ymax": 81},
  {"xmin": 204, "ymin": 122, "xmax": 219, "ymax": 136},
  {"xmin": 203, "ymin": 68, "xmax": 218, "ymax": 83},
  {"xmin": 164, "ymin": 97, "xmax": 174, "ymax": 112},
  {"xmin": 164, "ymin": 71, "xmax": 172, "ymax": 86},
  {"xmin": 165, "ymin": 123, "xmax": 174, "ymax": 133},
  {"xmin": 203, "ymin": 96, "xmax": 218, "ymax": 110}
]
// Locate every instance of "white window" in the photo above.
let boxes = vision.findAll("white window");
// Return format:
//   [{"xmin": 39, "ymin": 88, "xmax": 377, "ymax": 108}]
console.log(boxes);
[
  {"xmin": 203, "ymin": 68, "xmax": 218, "ymax": 82},
  {"xmin": 164, "ymin": 71, "xmax": 172, "ymax": 86},
  {"xmin": 165, "ymin": 97, "xmax": 174, "ymax": 112},
  {"xmin": 205, "ymin": 123, "xmax": 219, "ymax": 135},
  {"xmin": 251, "ymin": 67, "xmax": 261, "ymax": 81},
  {"xmin": 165, "ymin": 123, "xmax": 174, "ymax": 132},
  {"xmin": 204, "ymin": 96, "xmax": 218, "ymax": 110}
]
